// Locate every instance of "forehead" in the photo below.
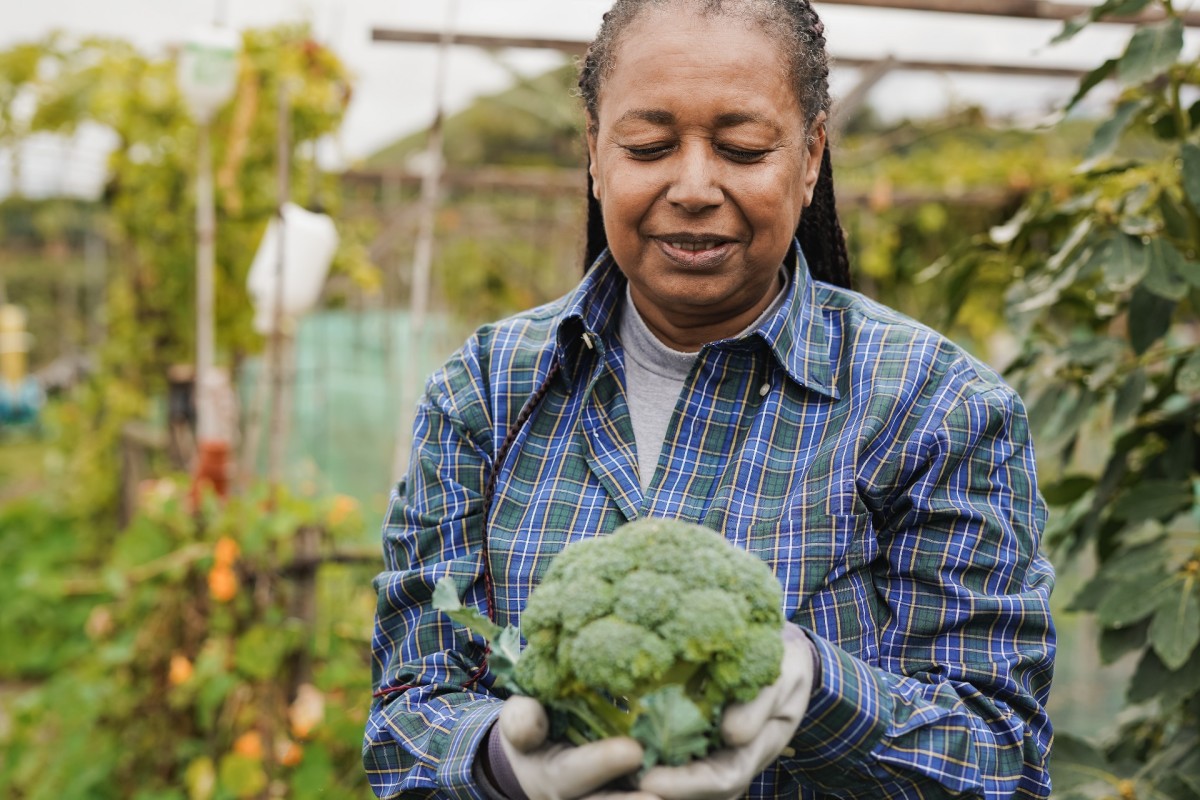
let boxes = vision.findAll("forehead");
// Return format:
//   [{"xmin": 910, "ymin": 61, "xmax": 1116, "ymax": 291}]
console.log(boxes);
[{"xmin": 597, "ymin": 7, "xmax": 801, "ymax": 128}]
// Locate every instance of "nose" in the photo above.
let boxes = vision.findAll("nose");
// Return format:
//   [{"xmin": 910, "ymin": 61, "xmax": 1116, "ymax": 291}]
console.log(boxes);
[{"xmin": 664, "ymin": 140, "xmax": 723, "ymax": 213}]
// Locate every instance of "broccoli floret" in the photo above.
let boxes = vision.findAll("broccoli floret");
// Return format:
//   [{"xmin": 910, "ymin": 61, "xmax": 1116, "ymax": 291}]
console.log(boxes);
[
  {"xmin": 435, "ymin": 517, "xmax": 785, "ymax": 769},
  {"xmin": 510, "ymin": 518, "xmax": 785, "ymax": 766}
]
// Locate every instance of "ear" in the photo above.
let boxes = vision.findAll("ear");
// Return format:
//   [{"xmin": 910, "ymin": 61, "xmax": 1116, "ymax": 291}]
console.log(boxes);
[
  {"xmin": 801, "ymin": 112, "xmax": 827, "ymax": 208},
  {"xmin": 585, "ymin": 116, "xmax": 601, "ymax": 201}
]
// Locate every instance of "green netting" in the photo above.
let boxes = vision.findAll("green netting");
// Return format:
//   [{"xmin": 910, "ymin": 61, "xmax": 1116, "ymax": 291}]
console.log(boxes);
[{"xmin": 238, "ymin": 309, "xmax": 469, "ymax": 527}]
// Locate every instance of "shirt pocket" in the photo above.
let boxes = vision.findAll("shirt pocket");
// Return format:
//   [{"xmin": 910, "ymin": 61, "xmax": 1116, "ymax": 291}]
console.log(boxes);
[{"xmin": 748, "ymin": 512, "xmax": 880, "ymax": 660}]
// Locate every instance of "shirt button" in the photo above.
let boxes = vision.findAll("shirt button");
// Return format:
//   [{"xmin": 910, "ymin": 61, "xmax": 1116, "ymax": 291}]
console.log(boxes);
[{"xmin": 759, "ymin": 382, "xmax": 771, "ymax": 397}]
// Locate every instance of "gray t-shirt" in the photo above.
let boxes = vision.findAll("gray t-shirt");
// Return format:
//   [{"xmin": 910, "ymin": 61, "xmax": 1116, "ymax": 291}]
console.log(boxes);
[{"xmin": 620, "ymin": 272, "xmax": 789, "ymax": 491}]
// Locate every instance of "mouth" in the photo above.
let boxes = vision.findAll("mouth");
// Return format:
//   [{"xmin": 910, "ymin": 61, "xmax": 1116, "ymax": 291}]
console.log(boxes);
[{"xmin": 653, "ymin": 234, "xmax": 737, "ymax": 267}]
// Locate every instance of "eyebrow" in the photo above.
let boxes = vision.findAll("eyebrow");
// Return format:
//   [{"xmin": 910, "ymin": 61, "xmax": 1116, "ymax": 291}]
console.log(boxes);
[{"xmin": 613, "ymin": 108, "xmax": 782, "ymax": 132}]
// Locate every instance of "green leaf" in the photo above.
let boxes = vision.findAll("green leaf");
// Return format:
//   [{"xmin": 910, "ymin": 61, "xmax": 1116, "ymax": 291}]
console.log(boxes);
[
  {"xmin": 184, "ymin": 756, "xmax": 216, "ymax": 800},
  {"xmin": 1150, "ymin": 574, "xmax": 1200, "ymax": 669},
  {"xmin": 630, "ymin": 685, "xmax": 712, "ymax": 770},
  {"xmin": 1052, "ymin": 16, "xmax": 1090, "ymax": 46},
  {"xmin": 1101, "ymin": 0, "xmax": 1154, "ymax": 18},
  {"xmin": 1097, "ymin": 537, "xmax": 1170, "ymax": 582},
  {"xmin": 989, "ymin": 204, "xmax": 1033, "ymax": 245},
  {"xmin": 217, "ymin": 754, "xmax": 267, "ymax": 800},
  {"xmin": 1182, "ymin": 144, "xmax": 1200, "ymax": 213},
  {"xmin": 1084, "ymin": 100, "xmax": 1148, "ymax": 166},
  {"xmin": 1178, "ymin": 351, "xmax": 1200, "ymax": 394},
  {"xmin": 1053, "ymin": 0, "xmax": 1152, "ymax": 47},
  {"xmin": 1104, "ymin": 233, "xmax": 1149, "ymax": 292},
  {"xmin": 488, "ymin": 625, "xmax": 524, "ymax": 689},
  {"xmin": 1128, "ymin": 642, "xmax": 1200, "ymax": 706},
  {"xmin": 1049, "ymin": 733, "xmax": 1115, "ymax": 791},
  {"xmin": 1113, "ymin": 368, "xmax": 1147, "ymax": 424},
  {"xmin": 1143, "ymin": 239, "xmax": 1191, "ymax": 300},
  {"xmin": 1118, "ymin": 18, "xmax": 1184, "ymax": 86},
  {"xmin": 1096, "ymin": 571, "xmax": 1176, "ymax": 628},
  {"xmin": 1098, "ymin": 620, "xmax": 1148, "ymax": 664},
  {"xmin": 1111, "ymin": 480, "xmax": 1194, "ymax": 521},
  {"xmin": 1042, "ymin": 475, "xmax": 1096, "ymax": 506},
  {"xmin": 1128, "ymin": 287, "xmax": 1175, "ymax": 354},
  {"xmin": 432, "ymin": 576, "xmax": 504, "ymax": 643},
  {"xmin": 233, "ymin": 624, "xmax": 291, "ymax": 681},
  {"xmin": 1159, "ymin": 191, "xmax": 1193, "ymax": 241}
]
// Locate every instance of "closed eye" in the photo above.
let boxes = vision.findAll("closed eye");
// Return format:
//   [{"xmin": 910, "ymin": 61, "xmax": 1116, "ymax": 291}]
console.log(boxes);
[
  {"xmin": 718, "ymin": 145, "xmax": 770, "ymax": 163},
  {"xmin": 623, "ymin": 144, "xmax": 675, "ymax": 160}
]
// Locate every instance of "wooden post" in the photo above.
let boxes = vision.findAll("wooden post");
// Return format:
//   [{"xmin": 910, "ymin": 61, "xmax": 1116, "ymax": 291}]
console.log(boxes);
[{"xmin": 391, "ymin": 0, "xmax": 457, "ymax": 483}]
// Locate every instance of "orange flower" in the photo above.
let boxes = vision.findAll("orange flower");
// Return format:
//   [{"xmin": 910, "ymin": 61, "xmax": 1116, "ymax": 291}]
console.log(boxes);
[
  {"xmin": 289, "ymin": 684, "xmax": 325, "ymax": 740},
  {"xmin": 169, "ymin": 654, "xmax": 194, "ymax": 686},
  {"xmin": 208, "ymin": 564, "xmax": 238, "ymax": 603},
  {"xmin": 327, "ymin": 494, "xmax": 359, "ymax": 526},
  {"xmin": 276, "ymin": 738, "xmax": 304, "ymax": 768},
  {"xmin": 233, "ymin": 730, "xmax": 264, "ymax": 760},
  {"xmin": 214, "ymin": 536, "xmax": 240, "ymax": 567}
]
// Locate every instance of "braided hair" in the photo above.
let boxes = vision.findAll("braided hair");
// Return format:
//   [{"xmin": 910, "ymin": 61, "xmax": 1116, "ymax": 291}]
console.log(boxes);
[{"xmin": 578, "ymin": 0, "xmax": 852, "ymax": 290}]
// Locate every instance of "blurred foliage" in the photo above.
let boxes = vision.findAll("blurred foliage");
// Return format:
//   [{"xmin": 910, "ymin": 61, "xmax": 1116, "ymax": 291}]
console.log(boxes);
[
  {"xmin": 937, "ymin": 1, "xmax": 1200, "ymax": 795},
  {"xmin": 366, "ymin": 61, "xmax": 584, "ymax": 170},
  {"xmin": 0, "ymin": 476, "xmax": 376, "ymax": 800},
  {"xmin": 0, "ymin": 26, "xmax": 377, "ymax": 522},
  {"xmin": 1, "ymin": 27, "xmax": 382, "ymax": 800},
  {"xmin": 837, "ymin": 115, "xmax": 1089, "ymax": 353}
]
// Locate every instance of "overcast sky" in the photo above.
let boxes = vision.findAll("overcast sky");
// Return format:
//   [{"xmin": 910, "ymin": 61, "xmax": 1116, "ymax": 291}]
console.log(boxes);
[{"xmin": 1, "ymin": 0, "xmax": 1191, "ymax": 197}]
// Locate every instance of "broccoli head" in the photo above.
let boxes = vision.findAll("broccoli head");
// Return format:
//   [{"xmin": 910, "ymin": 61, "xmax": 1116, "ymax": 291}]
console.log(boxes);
[
  {"xmin": 515, "ymin": 517, "xmax": 785, "ymax": 765},
  {"xmin": 434, "ymin": 517, "xmax": 786, "ymax": 769}
]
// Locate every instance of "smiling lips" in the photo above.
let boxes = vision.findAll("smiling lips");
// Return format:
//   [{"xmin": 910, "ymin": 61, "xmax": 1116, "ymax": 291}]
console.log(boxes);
[{"xmin": 654, "ymin": 234, "xmax": 736, "ymax": 268}]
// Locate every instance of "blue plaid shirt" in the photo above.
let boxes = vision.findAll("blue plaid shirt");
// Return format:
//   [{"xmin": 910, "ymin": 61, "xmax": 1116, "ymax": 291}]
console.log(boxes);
[{"xmin": 365, "ymin": 249, "xmax": 1055, "ymax": 800}]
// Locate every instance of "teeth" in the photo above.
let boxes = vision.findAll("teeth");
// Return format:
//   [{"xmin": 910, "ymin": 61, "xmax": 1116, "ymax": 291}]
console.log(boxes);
[{"xmin": 669, "ymin": 241, "xmax": 720, "ymax": 252}]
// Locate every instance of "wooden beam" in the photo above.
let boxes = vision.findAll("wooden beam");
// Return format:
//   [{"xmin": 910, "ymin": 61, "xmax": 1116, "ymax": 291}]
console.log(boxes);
[
  {"xmin": 816, "ymin": 0, "xmax": 1200, "ymax": 27},
  {"xmin": 371, "ymin": 29, "xmax": 588, "ymax": 56},
  {"xmin": 370, "ymin": 28, "xmax": 1089, "ymax": 79},
  {"xmin": 834, "ymin": 55, "xmax": 1085, "ymax": 79},
  {"xmin": 345, "ymin": 166, "xmax": 586, "ymax": 195}
]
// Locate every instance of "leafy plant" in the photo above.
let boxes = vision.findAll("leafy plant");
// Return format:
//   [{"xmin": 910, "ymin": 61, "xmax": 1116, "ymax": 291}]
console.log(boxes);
[
  {"xmin": 942, "ymin": 2, "xmax": 1200, "ymax": 796},
  {"xmin": 0, "ymin": 479, "xmax": 377, "ymax": 800}
]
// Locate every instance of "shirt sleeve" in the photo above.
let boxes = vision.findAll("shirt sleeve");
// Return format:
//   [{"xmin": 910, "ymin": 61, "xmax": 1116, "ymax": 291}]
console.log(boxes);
[
  {"xmin": 783, "ymin": 385, "xmax": 1055, "ymax": 800},
  {"xmin": 363, "ymin": 351, "xmax": 505, "ymax": 800}
]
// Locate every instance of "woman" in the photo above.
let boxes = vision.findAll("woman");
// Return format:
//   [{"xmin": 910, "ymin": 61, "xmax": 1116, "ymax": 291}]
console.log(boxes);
[{"xmin": 364, "ymin": 1, "xmax": 1056, "ymax": 798}]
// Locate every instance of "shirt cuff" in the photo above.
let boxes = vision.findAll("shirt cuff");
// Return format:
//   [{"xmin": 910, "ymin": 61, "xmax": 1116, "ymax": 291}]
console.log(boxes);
[
  {"xmin": 784, "ymin": 629, "xmax": 891, "ymax": 790},
  {"xmin": 439, "ymin": 700, "xmax": 505, "ymax": 800},
  {"xmin": 472, "ymin": 722, "xmax": 530, "ymax": 800}
]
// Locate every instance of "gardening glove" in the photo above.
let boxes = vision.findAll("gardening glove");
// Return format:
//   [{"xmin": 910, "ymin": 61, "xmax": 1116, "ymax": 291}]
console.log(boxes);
[
  {"xmin": 637, "ymin": 624, "xmax": 817, "ymax": 800},
  {"xmin": 492, "ymin": 694, "xmax": 661, "ymax": 800}
]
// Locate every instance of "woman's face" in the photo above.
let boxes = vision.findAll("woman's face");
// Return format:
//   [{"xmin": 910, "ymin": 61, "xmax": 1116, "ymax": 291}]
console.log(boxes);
[{"xmin": 587, "ymin": 7, "xmax": 825, "ymax": 350}]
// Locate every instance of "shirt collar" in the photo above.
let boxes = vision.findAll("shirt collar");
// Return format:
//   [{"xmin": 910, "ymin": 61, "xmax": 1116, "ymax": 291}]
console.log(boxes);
[
  {"xmin": 554, "ymin": 245, "xmax": 837, "ymax": 399},
  {"xmin": 754, "ymin": 245, "xmax": 837, "ymax": 398}
]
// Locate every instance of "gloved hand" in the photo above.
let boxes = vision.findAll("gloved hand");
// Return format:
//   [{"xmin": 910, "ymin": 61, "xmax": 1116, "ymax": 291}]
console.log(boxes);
[
  {"xmin": 495, "ymin": 694, "xmax": 661, "ymax": 800},
  {"xmin": 636, "ymin": 625, "xmax": 816, "ymax": 800}
]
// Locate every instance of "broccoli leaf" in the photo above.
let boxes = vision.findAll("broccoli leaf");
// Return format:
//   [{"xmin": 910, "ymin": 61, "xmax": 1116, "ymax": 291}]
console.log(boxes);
[
  {"xmin": 432, "ymin": 577, "xmax": 525, "ymax": 688},
  {"xmin": 631, "ymin": 685, "xmax": 712, "ymax": 770},
  {"xmin": 489, "ymin": 625, "xmax": 525, "ymax": 689},
  {"xmin": 432, "ymin": 576, "xmax": 504, "ymax": 642}
]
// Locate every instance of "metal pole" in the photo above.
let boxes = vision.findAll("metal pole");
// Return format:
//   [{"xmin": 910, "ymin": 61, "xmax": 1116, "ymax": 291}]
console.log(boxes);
[
  {"xmin": 267, "ymin": 82, "xmax": 291, "ymax": 489},
  {"xmin": 195, "ymin": 120, "xmax": 216, "ymax": 442}
]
